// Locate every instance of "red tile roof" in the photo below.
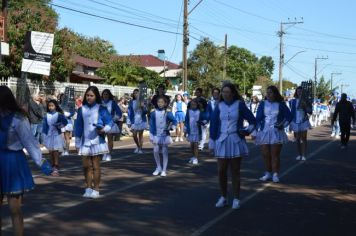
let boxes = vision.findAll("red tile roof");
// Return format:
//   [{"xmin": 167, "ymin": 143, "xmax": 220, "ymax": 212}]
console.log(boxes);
[
  {"xmin": 120, "ymin": 55, "xmax": 180, "ymax": 69},
  {"xmin": 71, "ymin": 71, "xmax": 104, "ymax": 82},
  {"xmin": 73, "ymin": 55, "xmax": 103, "ymax": 68}
]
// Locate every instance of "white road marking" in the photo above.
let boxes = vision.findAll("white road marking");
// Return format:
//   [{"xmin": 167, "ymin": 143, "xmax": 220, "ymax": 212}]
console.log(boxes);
[{"xmin": 190, "ymin": 139, "xmax": 335, "ymax": 236}]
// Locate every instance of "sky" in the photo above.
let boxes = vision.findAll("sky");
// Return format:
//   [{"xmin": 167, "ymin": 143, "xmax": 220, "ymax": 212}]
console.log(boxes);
[{"xmin": 52, "ymin": 0, "xmax": 356, "ymax": 98}]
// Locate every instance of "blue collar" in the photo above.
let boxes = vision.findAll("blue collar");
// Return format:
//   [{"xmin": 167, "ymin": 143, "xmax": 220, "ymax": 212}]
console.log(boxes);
[
  {"xmin": 223, "ymin": 99, "xmax": 235, "ymax": 106},
  {"xmin": 87, "ymin": 102, "xmax": 97, "ymax": 108}
]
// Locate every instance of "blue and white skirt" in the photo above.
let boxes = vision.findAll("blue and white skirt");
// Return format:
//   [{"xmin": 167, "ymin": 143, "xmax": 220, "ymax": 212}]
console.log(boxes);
[
  {"xmin": 108, "ymin": 123, "xmax": 121, "ymax": 134},
  {"xmin": 175, "ymin": 112, "xmax": 185, "ymax": 123},
  {"xmin": 78, "ymin": 143, "xmax": 109, "ymax": 156},
  {"xmin": 289, "ymin": 120, "xmax": 311, "ymax": 133},
  {"xmin": 43, "ymin": 134, "xmax": 65, "ymax": 152},
  {"xmin": 150, "ymin": 134, "xmax": 172, "ymax": 145},
  {"xmin": 255, "ymin": 128, "xmax": 289, "ymax": 145},
  {"xmin": 131, "ymin": 122, "xmax": 147, "ymax": 131},
  {"xmin": 214, "ymin": 134, "xmax": 249, "ymax": 158},
  {"xmin": 0, "ymin": 150, "xmax": 35, "ymax": 195}
]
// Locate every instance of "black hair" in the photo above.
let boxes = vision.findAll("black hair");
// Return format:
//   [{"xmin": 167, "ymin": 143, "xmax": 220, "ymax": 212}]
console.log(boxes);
[
  {"xmin": 219, "ymin": 83, "xmax": 243, "ymax": 101},
  {"xmin": 83, "ymin": 86, "xmax": 102, "ymax": 105},
  {"xmin": 267, "ymin": 85, "xmax": 284, "ymax": 102},
  {"xmin": 195, "ymin": 88, "xmax": 203, "ymax": 94},
  {"xmin": 187, "ymin": 98, "xmax": 199, "ymax": 109},
  {"xmin": 293, "ymin": 86, "xmax": 303, "ymax": 98},
  {"xmin": 131, "ymin": 89, "xmax": 139, "ymax": 100},
  {"xmin": 156, "ymin": 96, "xmax": 169, "ymax": 108},
  {"xmin": 47, "ymin": 99, "xmax": 63, "ymax": 113},
  {"xmin": 212, "ymin": 87, "xmax": 220, "ymax": 94},
  {"xmin": 102, "ymin": 89, "xmax": 114, "ymax": 101},
  {"xmin": 0, "ymin": 85, "xmax": 26, "ymax": 115}
]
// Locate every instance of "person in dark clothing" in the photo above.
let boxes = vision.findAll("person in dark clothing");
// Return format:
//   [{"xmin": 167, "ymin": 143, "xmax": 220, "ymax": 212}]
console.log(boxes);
[
  {"xmin": 151, "ymin": 84, "xmax": 171, "ymax": 109},
  {"xmin": 28, "ymin": 94, "xmax": 46, "ymax": 143},
  {"xmin": 332, "ymin": 93, "xmax": 355, "ymax": 149}
]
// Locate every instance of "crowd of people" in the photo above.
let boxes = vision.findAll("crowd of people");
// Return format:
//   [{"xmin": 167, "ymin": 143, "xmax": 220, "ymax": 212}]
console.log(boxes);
[{"xmin": 0, "ymin": 83, "xmax": 355, "ymax": 235}]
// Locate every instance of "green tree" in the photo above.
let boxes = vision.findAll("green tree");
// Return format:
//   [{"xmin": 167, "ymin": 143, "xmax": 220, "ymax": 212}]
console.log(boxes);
[
  {"xmin": 187, "ymin": 38, "xmax": 224, "ymax": 96},
  {"xmin": 4, "ymin": 0, "xmax": 58, "ymax": 78},
  {"xmin": 316, "ymin": 75, "xmax": 332, "ymax": 101}
]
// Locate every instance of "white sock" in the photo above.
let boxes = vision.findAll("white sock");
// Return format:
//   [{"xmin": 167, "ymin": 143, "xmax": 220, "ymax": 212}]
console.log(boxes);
[
  {"xmin": 162, "ymin": 146, "xmax": 168, "ymax": 172},
  {"xmin": 153, "ymin": 145, "xmax": 161, "ymax": 170}
]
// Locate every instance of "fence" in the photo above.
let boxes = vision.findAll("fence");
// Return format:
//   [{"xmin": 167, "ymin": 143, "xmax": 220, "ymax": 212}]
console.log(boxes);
[{"xmin": 0, "ymin": 77, "xmax": 177, "ymax": 99}]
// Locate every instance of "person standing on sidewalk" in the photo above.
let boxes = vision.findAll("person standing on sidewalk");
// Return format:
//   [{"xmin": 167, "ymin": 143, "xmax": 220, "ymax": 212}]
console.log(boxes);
[
  {"xmin": 332, "ymin": 93, "xmax": 355, "ymax": 149},
  {"xmin": 28, "ymin": 94, "xmax": 45, "ymax": 143}
]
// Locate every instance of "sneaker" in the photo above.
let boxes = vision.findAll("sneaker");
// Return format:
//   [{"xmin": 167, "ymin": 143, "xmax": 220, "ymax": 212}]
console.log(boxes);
[
  {"xmin": 134, "ymin": 148, "xmax": 139, "ymax": 153},
  {"xmin": 198, "ymin": 147, "xmax": 203, "ymax": 151},
  {"xmin": 90, "ymin": 190, "xmax": 100, "ymax": 199},
  {"xmin": 179, "ymin": 137, "xmax": 184, "ymax": 142},
  {"xmin": 192, "ymin": 158, "xmax": 199, "ymax": 165},
  {"xmin": 272, "ymin": 173, "xmax": 280, "ymax": 183},
  {"xmin": 296, "ymin": 156, "xmax": 301, "ymax": 161},
  {"xmin": 188, "ymin": 157, "xmax": 194, "ymax": 164},
  {"xmin": 102, "ymin": 153, "xmax": 107, "ymax": 161},
  {"xmin": 160, "ymin": 171, "xmax": 167, "ymax": 177},
  {"xmin": 152, "ymin": 168, "xmax": 162, "ymax": 176},
  {"xmin": 175, "ymin": 137, "xmax": 179, "ymax": 142},
  {"xmin": 137, "ymin": 149, "xmax": 143, "ymax": 154},
  {"xmin": 330, "ymin": 133, "xmax": 335, "ymax": 137},
  {"xmin": 232, "ymin": 198, "xmax": 241, "ymax": 209},
  {"xmin": 259, "ymin": 172, "xmax": 272, "ymax": 181},
  {"xmin": 215, "ymin": 196, "xmax": 228, "ymax": 208},
  {"xmin": 105, "ymin": 154, "xmax": 112, "ymax": 161},
  {"xmin": 83, "ymin": 188, "xmax": 93, "ymax": 198},
  {"xmin": 301, "ymin": 156, "xmax": 306, "ymax": 161},
  {"xmin": 62, "ymin": 151, "xmax": 69, "ymax": 156}
]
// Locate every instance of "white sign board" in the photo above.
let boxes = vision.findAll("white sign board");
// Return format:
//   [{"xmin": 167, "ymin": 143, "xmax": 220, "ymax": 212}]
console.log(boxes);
[
  {"xmin": 21, "ymin": 31, "xmax": 54, "ymax": 76},
  {"xmin": 0, "ymin": 42, "xmax": 9, "ymax": 56}
]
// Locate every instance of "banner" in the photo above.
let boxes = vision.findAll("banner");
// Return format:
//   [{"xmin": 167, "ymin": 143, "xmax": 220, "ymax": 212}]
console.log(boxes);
[{"xmin": 21, "ymin": 31, "xmax": 54, "ymax": 76}]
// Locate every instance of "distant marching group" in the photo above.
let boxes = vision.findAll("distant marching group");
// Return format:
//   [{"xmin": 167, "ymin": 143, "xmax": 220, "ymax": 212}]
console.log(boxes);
[{"xmin": 0, "ymin": 82, "xmax": 355, "ymax": 235}]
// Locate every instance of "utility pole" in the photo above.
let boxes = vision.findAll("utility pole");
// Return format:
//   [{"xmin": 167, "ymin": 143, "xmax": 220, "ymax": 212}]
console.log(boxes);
[
  {"xmin": 314, "ymin": 56, "xmax": 328, "ymax": 98},
  {"xmin": 330, "ymin": 72, "xmax": 342, "ymax": 91},
  {"xmin": 182, "ymin": 0, "xmax": 188, "ymax": 92},
  {"xmin": 340, "ymin": 84, "xmax": 349, "ymax": 94},
  {"xmin": 182, "ymin": 0, "xmax": 203, "ymax": 92},
  {"xmin": 222, "ymin": 33, "xmax": 227, "ymax": 80},
  {"xmin": 278, "ymin": 18, "xmax": 303, "ymax": 93}
]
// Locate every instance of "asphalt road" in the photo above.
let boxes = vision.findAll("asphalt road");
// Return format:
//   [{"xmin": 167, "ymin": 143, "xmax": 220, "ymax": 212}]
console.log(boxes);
[{"xmin": 1, "ymin": 125, "xmax": 355, "ymax": 236}]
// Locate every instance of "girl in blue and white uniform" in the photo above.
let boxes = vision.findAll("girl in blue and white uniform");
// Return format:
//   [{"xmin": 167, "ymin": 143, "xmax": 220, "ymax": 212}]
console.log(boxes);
[
  {"xmin": 210, "ymin": 83, "xmax": 256, "ymax": 210},
  {"xmin": 0, "ymin": 86, "xmax": 52, "ymax": 235},
  {"xmin": 172, "ymin": 94, "xmax": 187, "ymax": 142},
  {"xmin": 149, "ymin": 96, "xmax": 177, "ymax": 177},
  {"xmin": 253, "ymin": 85, "xmax": 292, "ymax": 183},
  {"xmin": 289, "ymin": 86, "xmax": 312, "ymax": 161},
  {"xmin": 74, "ymin": 86, "xmax": 113, "ymax": 199},
  {"xmin": 42, "ymin": 99, "xmax": 68, "ymax": 175},
  {"xmin": 185, "ymin": 99, "xmax": 208, "ymax": 165},
  {"xmin": 102, "ymin": 89, "xmax": 122, "ymax": 161},
  {"xmin": 128, "ymin": 89, "xmax": 148, "ymax": 154}
]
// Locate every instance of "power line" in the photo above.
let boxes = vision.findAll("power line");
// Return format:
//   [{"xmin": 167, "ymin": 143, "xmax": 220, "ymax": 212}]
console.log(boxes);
[
  {"xmin": 168, "ymin": 0, "xmax": 184, "ymax": 61},
  {"xmin": 286, "ymin": 44, "xmax": 356, "ymax": 55},
  {"xmin": 294, "ymin": 26, "xmax": 356, "ymax": 41},
  {"xmin": 51, "ymin": 3, "xmax": 202, "ymax": 41}
]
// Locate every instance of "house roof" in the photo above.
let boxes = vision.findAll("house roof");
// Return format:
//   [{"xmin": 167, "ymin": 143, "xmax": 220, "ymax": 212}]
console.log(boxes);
[
  {"xmin": 73, "ymin": 55, "xmax": 103, "ymax": 68},
  {"xmin": 120, "ymin": 55, "xmax": 180, "ymax": 70},
  {"xmin": 71, "ymin": 71, "xmax": 105, "ymax": 81}
]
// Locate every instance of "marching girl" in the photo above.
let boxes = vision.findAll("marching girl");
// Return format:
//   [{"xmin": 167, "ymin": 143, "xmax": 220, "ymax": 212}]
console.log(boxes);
[
  {"xmin": 289, "ymin": 87, "xmax": 312, "ymax": 161},
  {"xmin": 149, "ymin": 96, "xmax": 177, "ymax": 177},
  {"xmin": 128, "ymin": 89, "xmax": 148, "ymax": 154},
  {"xmin": 42, "ymin": 99, "xmax": 68, "ymax": 175},
  {"xmin": 185, "ymin": 99, "xmax": 209, "ymax": 165},
  {"xmin": 0, "ymin": 86, "xmax": 52, "ymax": 236},
  {"xmin": 253, "ymin": 85, "xmax": 292, "ymax": 183},
  {"xmin": 74, "ymin": 86, "xmax": 113, "ymax": 199},
  {"xmin": 172, "ymin": 94, "xmax": 187, "ymax": 142},
  {"xmin": 210, "ymin": 83, "xmax": 256, "ymax": 209},
  {"xmin": 102, "ymin": 89, "xmax": 122, "ymax": 161}
]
